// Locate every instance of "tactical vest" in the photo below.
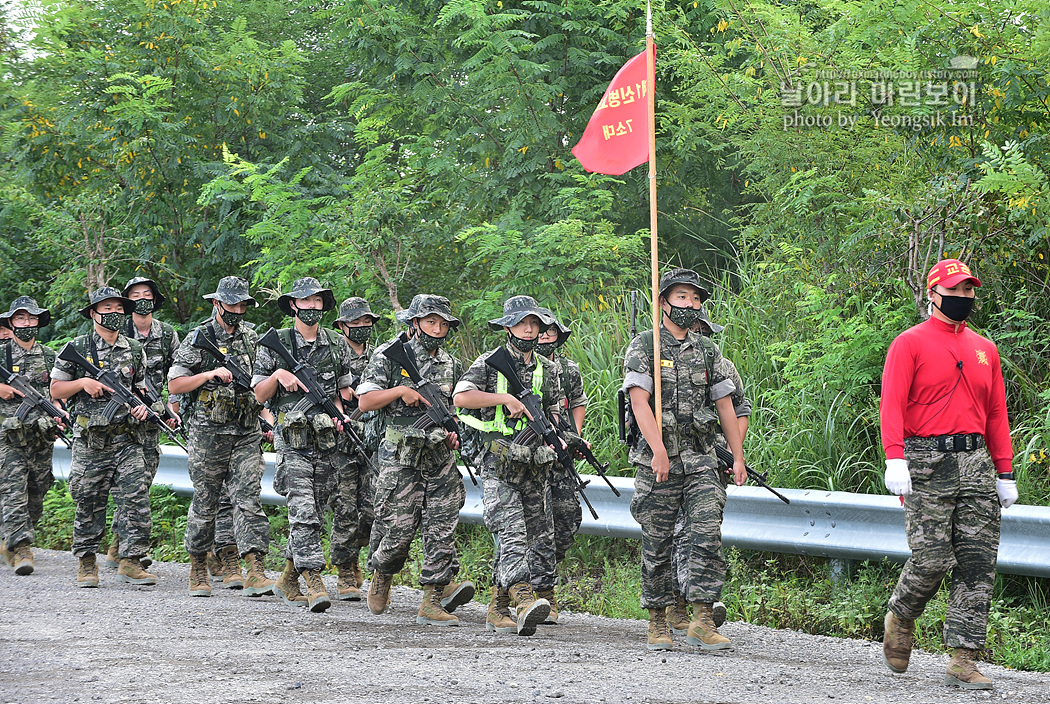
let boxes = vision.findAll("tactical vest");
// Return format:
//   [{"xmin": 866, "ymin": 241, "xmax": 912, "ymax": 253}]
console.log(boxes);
[
  {"xmin": 272, "ymin": 327, "xmax": 342, "ymax": 413},
  {"xmin": 458, "ymin": 363, "xmax": 544, "ymax": 439}
]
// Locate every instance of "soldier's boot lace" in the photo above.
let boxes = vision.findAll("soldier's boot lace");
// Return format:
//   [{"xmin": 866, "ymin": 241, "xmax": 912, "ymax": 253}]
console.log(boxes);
[
  {"xmin": 243, "ymin": 551, "xmax": 275, "ymax": 597},
  {"xmin": 536, "ymin": 587, "xmax": 559, "ymax": 625},
  {"xmin": 486, "ymin": 586, "xmax": 517, "ymax": 634},
  {"xmin": 216, "ymin": 544, "xmax": 244, "ymax": 589},
  {"xmin": 666, "ymin": 594, "xmax": 690, "ymax": 635},
  {"xmin": 945, "ymin": 648, "xmax": 993, "ymax": 689},
  {"xmin": 687, "ymin": 601, "xmax": 732, "ymax": 650},
  {"xmin": 117, "ymin": 557, "xmax": 157, "ymax": 586},
  {"xmin": 417, "ymin": 584, "xmax": 460, "ymax": 626},
  {"xmin": 77, "ymin": 553, "xmax": 99, "ymax": 588},
  {"xmin": 188, "ymin": 553, "xmax": 212, "ymax": 597},
  {"xmin": 301, "ymin": 568, "xmax": 331, "ymax": 613},
  {"xmin": 647, "ymin": 608, "xmax": 673, "ymax": 650},
  {"xmin": 882, "ymin": 611, "xmax": 916, "ymax": 673},
  {"xmin": 273, "ymin": 559, "xmax": 307, "ymax": 607},
  {"xmin": 335, "ymin": 563, "xmax": 363, "ymax": 601},
  {"xmin": 367, "ymin": 571, "xmax": 393, "ymax": 615},
  {"xmin": 440, "ymin": 580, "xmax": 476, "ymax": 613},
  {"xmin": 510, "ymin": 582, "xmax": 549, "ymax": 637},
  {"xmin": 12, "ymin": 542, "xmax": 34, "ymax": 576}
]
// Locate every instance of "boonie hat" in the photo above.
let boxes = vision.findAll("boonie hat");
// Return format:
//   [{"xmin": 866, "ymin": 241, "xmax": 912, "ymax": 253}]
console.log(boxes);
[
  {"xmin": 277, "ymin": 277, "xmax": 336, "ymax": 316},
  {"xmin": 1, "ymin": 296, "xmax": 51, "ymax": 329},
  {"xmin": 658, "ymin": 268, "xmax": 710, "ymax": 302},
  {"xmin": 396, "ymin": 295, "xmax": 423, "ymax": 326},
  {"xmin": 696, "ymin": 304, "xmax": 724, "ymax": 334},
  {"xmin": 79, "ymin": 287, "xmax": 134, "ymax": 319},
  {"xmin": 203, "ymin": 276, "xmax": 258, "ymax": 307},
  {"xmin": 122, "ymin": 276, "xmax": 166, "ymax": 309},
  {"xmin": 537, "ymin": 307, "xmax": 571, "ymax": 347},
  {"xmin": 927, "ymin": 259, "xmax": 981, "ymax": 289},
  {"xmin": 336, "ymin": 297, "xmax": 379, "ymax": 324},
  {"xmin": 488, "ymin": 295, "xmax": 555, "ymax": 331},
  {"xmin": 411, "ymin": 294, "xmax": 460, "ymax": 329}
]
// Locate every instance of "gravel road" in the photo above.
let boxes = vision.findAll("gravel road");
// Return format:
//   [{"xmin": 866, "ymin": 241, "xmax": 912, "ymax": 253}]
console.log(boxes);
[{"xmin": 1, "ymin": 550, "xmax": 1046, "ymax": 704}]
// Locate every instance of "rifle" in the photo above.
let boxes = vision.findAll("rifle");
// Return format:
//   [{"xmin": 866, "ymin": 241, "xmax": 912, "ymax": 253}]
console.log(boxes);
[
  {"xmin": 257, "ymin": 328, "xmax": 372, "ymax": 465},
  {"xmin": 0, "ymin": 361, "xmax": 72, "ymax": 448},
  {"xmin": 484, "ymin": 346, "xmax": 612, "ymax": 519},
  {"xmin": 141, "ymin": 374, "xmax": 188, "ymax": 443},
  {"xmin": 189, "ymin": 328, "xmax": 273, "ymax": 435},
  {"xmin": 56, "ymin": 344, "xmax": 187, "ymax": 451},
  {"xmin": 381, "ymin": 332, "xmax": 477, "ymax": 486},
  {"xmin": 617, "ymin": 290, "xmax": 639, "ymax": 446},
  {"xmin": 714, "ymin": 444, "xmax": 790, "ymax": 505}
]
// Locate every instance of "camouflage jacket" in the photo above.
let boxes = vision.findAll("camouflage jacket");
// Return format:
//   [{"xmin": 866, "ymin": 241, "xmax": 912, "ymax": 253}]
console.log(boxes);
[
  {"xmin": 252, "ymin": 326, "xmax": 354, "ymax": 420},
  {"xmin": 51, "ymin": 332, "xmax": 147, "ymax": 434},
  {"xmin": 125, "ymin": 318, "xmax": 180, "ymax": 391},
  {"xmin": 0, "ymin": 340, "xmax": 57, "ymax": 424},
  {"xmin": 357, "ymin": 336, "xmax": 460, "ymax": 423},
  {"xmin": 549, "ymin": 351, "xmax": 587, "ymax": 417}
]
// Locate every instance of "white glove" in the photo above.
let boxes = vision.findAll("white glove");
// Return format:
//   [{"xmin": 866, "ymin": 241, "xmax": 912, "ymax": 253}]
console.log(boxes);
[
  {"xmin": 996, "ymin": 478, "xmax": 1018, "ymax": 508},
  {"xmin": 884, "ymin": 458, "xmax": 911, "ymax": 496}
]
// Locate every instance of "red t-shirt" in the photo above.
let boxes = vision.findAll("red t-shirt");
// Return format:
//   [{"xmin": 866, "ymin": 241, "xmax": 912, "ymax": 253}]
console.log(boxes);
[{"xmin": 880, "ymin": 316, "xmax": 1013, "ymax": 474}]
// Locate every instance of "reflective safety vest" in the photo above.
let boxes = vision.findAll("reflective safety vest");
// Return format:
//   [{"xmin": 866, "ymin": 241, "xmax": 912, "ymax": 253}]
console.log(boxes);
[{"xmin": 458, "ymin": 363, "xmax": 544, "ymax": 437}]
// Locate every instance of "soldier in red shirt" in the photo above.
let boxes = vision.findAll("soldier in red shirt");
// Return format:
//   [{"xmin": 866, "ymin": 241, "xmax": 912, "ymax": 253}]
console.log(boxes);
[{"xmin": 879, "ymin": 259, "xmax": 1017, "ymax": 690}]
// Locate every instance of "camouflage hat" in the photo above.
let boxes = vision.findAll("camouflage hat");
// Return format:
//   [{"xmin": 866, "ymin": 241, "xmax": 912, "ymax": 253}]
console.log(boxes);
[
  {"xmin": 488, "ymin": 295, "xmax": 555, "ymax": 331},
  {"xmin": 537, "ymin": 307, "xmax": 571, "ymax": 347},
  {"xmin": 277, "ymin": 277, "xmax": 336, "ymax": 316},
  {"xmin": 409, "ymin": 294, "xmax": 460, "ymax": 329},
  {"xmin": 395, "ymin": 294, "xmax": 423, "ymax": 327},
  {"xmin": 122, "ymin": 276, "xmax": 166, "ymax": 310},
  {"xmin": 336, "ymin": 296, "xmax": 379, "ymax": 324},
  {"xmin": 79, "ymin": 286, "xmax": 134, "ymax": 319},
  {"xmin": 658, "ymin": 268, "xmax": 710, "ymax": 302},
  {"xmin": 203, "ymin": 276, "xmax": 258, "ymax": 307},
  {"xmin": 1, "ymin": 295, "xmax": 51, "ymax": 329},
  {"xmin": 696, "ymin": 303, "xmax": 724, "ymax": 334}
]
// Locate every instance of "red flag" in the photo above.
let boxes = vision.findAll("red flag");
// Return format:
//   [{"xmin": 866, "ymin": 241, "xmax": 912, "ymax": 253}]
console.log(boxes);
[{"xmin": 571, "ymin": 48, "xmax": 652, "ymax": 175}]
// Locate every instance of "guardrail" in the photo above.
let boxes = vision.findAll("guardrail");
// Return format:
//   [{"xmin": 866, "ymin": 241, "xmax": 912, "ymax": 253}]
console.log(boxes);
[{"xmin": 52, "ymin": 445, "xmax": 1050, "ymax": 579}]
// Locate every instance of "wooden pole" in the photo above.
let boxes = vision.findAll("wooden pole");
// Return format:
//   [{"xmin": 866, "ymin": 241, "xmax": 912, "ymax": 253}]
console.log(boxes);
[{"xmin": 646, "ymin": 1, "xmax": 661, "ymax": 433}]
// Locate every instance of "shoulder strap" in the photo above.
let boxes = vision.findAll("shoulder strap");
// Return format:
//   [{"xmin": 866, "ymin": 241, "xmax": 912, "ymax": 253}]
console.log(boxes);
[{"xmin": 4, "ymin": 340, "xmax": 11, "ymax": 370}]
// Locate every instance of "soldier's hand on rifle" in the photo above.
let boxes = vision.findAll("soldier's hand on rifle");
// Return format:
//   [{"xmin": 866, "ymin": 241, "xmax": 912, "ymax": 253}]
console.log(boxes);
[
  {"xmin": 164, "ymin": 415, "xmax": 181, "ymax": 431},
  {"xmin": 445, "ymin": 430, "xmax": 459, "ymax": 451},
  {"xmin": 501, "ymin": 395, "xmax": 531, "ymax": 420},
  {"xmin": 332, "ymin": 414, "xmax": 350, "ymax": 434},
  {"xmin": 130, "ymin": 404, "xmax": 150, "ymax": 421},
  {"xmin": 53, "ymin": 414, "xmax": 69, "ymax": 432},
  {"xmin": 82, "ymin": 378, "xmax": 113, "ymax": 398},
  {"xmin": 399, "ymin": 386, "xmax": 429, "ymax": 408},
  {"xmin": 732, "ymin": 458, "xmax": 746, "ymax": 487},
  {"xmin": 210, "ymin": 367, "xmax": 234, "ymax": 384},
  {"xmin": 273, "ymin": 369, "xmax": 306, "ymax": 393},
  {"xmin": 0, "ymin": 383, "xmax": 22, "ymax": 401}
]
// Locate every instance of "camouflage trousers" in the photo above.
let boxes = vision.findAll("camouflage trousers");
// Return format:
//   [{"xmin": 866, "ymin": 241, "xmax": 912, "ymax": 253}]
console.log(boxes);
[
  {"xmin": 0, "ymin": 440, "xmax": 54, "ymax": 548},
  {"xmin": 213, "ymin": 481, "xmax": 237, "ymax": 548},
  {"xmin": 184, "ymin": 426, "xmax": 269, "ymax": 557},
  {"xmin": 367, "ymin": 439, "xmax": 464, "ymax": 585},
  {"xmin": 631, "ymin": 461, "xmax": 727, "ymax": 608},
  {"xmin": 68, "ymin": 437, "xmax": 150, "ymax": 558},
  {"xmin": 672, "ymin": 462, "xmax": 732, "ymax": 595},
  {"xmin": 109, "ymin": 427, "xmax": 160, "ymax": 543},
  {"xmin": 889, "ymin": 444, "xmax": 1000, "ymax": 650},
  {"xmin": 329, "ymin": 450, "xmax": 375, "ymax": 566},
  {"xmin": 483, "ymin": 469, "xmax": 555, "ymax": 591},
  {"xmin": 548, "ymin": 468, "xmax": 582, "ymax": 564}
]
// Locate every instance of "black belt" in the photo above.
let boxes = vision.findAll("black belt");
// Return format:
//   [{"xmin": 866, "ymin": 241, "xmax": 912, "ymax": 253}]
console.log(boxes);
[{"xmin": 904, "ymin": 434, "xmax": 984, "ymax": 453}]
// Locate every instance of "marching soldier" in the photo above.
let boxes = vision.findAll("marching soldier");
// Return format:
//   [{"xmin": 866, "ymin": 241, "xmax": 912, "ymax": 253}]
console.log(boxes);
[
  {"xmin": 454, "ymin": 295, "xmax": 563, "ymax": 636},
  {"xmin": 51, "ymin": 287, "xmax": 156, "ymax": 587},
  {"xmin": 254, "ymin": 277, "xmax": 354, "ymax": 613},
  {"xmin": 358, "ymin": 295, "xmax": 474, "ymax": 626},
  {"xmin": 168, "ymin": 276, "xmax": 275, "ymax": 598},
  {"xmin": 622, "ymin": 268, "xmax": 746, "ymax": 651},
  {"xmin": 0, "ymin": 297, "xmax": 65, "ymax": 575}
]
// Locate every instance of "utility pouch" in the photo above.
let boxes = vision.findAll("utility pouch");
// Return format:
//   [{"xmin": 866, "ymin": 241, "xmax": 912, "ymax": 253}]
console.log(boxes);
[
  {"xmin": 532, "ymin": 444, "xmax": 556, "ymax": 473},
  {"xmin": 660, "ymin": 414, "xmax": 680, "ymax": 458},
  {"xmin": 86, "ymin": 414, "xmax": 110, "ymax": 450},
  {"xmin": 311, "ymin": 412, "xmax": 337, "ymax": 452},
  {"xmin": 236, "ymin": 395, "xmax": 264, "ymax": 429},
  {"xmin": 424, "ymin": 426, "xmax": 451, "ymax": 467},
  {"xmin": 281, "ymin": 409, "xmax": 310, "ymax": 449},
  {"xmin": 208, "ymin": 385, "xmax": 237, "ymax": 424},
  {"xmin": 395, "ymin": 426, "xmax": 426, "ymax": 466},
  {"xmin": 506, "ymin": 442, "xmax": 534, "ymax": 476},
  {"xmin": 1, "ymin": 416, "xmax": 25, "ymax": 446}
]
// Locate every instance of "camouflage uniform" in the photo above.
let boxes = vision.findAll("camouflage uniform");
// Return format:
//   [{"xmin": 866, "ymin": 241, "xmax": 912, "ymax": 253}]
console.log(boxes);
[
  {"xmin": 456, "ymin": 343, "xmax": 564, "ymax": 591},
  {"xmin": 253, "ymin": 325, "xmax": 354, "ymax": 573},
  {"xmin": 52, "ymin": 328, "xmax": 151, "ymax": 559},
  {"xmin": 358, "ymin": 330, "xmax": 464, "ymax": 585},
  {"xmin": 170, "ymin": 313, "xmax": 270, "ymax": 558},
  {"xmin": 545, "ymin": 351, "xmax": 587, "ymax": 564},
  {"xmin": 889, "ymin": 441, "xmax": 1000, "ymax": 649},
  {"xmin": 0, "ymin": 336, "xmax": 57, "ymax": 550},
  {"xmin": 672, "ymin": 355, "xmax": 750, "ymax": 596},
  {"xmin": 622, "ymin": 326, "xmax": 735, "ymax": 608}
]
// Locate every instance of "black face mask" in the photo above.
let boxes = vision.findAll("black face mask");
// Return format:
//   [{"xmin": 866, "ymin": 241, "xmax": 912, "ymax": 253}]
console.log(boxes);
[
  {"xmin": 295, "ymin": 308, "xmax": 325, "ymax": 326},
  {"xmin": 416, "ymin": 328, "xmax": 445, "ymax": 351},
  {"xmin": 13, "ymin": 326, "xmax": 38, "ymax": 342},
  {"xmin": 934, "ymin": 294, "xmax": 975, "ymax": 323},
  {"xmin": 535, "ymin": 341, "xmax": 558, "ymax": 358},
  {"xmin": 96, "ymin": 311, "xmax": 127, "ymax": 332},
  {"xmin": 218, "ymin": 305, "xmax": 244, "ymax": 328},
  {"xmin": 508, "ymin": 333, "xmax": 538, "ymax": 353},
  {"xmin": 342, "ymin": 324, "xmax": 373, "ymax": 344},
  {"xmin": 133, "ymin": 299, "xmax": 155, "ymax": 316},
  {"xmin": 665, "ymin": 303, "xmax": 702, "ymax": 329}
]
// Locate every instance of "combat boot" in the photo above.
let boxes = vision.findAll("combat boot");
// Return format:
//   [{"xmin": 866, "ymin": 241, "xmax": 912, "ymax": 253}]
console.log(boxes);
[
  {"xmin": 12, "ymin": 542, "xmax": 34, "ymax": 576},
  {"xmin": 105, "ymin": 534, "xmax": 120, "ymax": 568},
  {"xmin": 243, "ymin": 552, "xmax": 275, "ymax": 597},
  {"xmin": 882, "ymin": 611, "xmax": 915, "ymax": 673},
  {"xmin": 77, "ymin": 553, "xmax": 99, "ymax": 588},
  {"xmin": 486, "ymin": 586, "xmax": 517, "ymax": 634},
  {"xmin": 509, "ymin": 582, "xmax": 550, "ymax": 636},
  {"xmin": 666, "ymin": 594, "xmax": 690, "ymax": 635},
  {"xmin": 188, "ymin": 554, "xmax": 212, "ymax": 597},
  {"xmin": 350, "ymin": 554, "xmax": 364, "ymax": 588},
  {"xmin": 647, "ymin": 608, "xmax": 673, "ymax": 650},
  {"xmin": 301, "ymin": 569, "xmax": 331, "ymax": 613},
  {"xmin": 206, "ymin": 551, "xmax": 222, "ymax": 581},
  {"xmin": 335, "ymin": 563, "xmax": 363, "ymax": 601},
  {"xmin": 273, "ymin": 559, "xmax": 307, "ymax": 607},
  {"xmin": 536, "ymin": 588, "xmax": 559, "ymax": 625},
  {"xmin": 687, "ymin": 601, "xmax": 732, "ymax": 650},
  {"xmin": 0, "ymin": 539, "xmax": 13, "ymax": 567},
  {"xmin": 367, "ymin": 571, "xmax": 393, "ymax": 615},
  {"xmin": 215, "ymin": 544, "xmax": 244, "ymax": 589},
  {"xmin": 117, "ymin": 557, "xmax": 157, "ymax": 585},
  {"xmin": 440, "ymin": 580, "xmax": 476, "ymax": 613},
  {"xmin": 140, "ymin": 555, "xmax": 153, "ymax": 569},
  {"xmin": 712, "ymin": 600, "xmax": 727, "ymax": 628},
  {"xmin": 417, "ymin": 584, "xmax": 460, "ymax": 626},
  {"xmin": 945, "ymin": 648, "xmax": 993, "ymax": 689}
]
